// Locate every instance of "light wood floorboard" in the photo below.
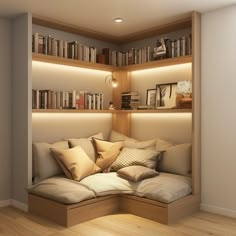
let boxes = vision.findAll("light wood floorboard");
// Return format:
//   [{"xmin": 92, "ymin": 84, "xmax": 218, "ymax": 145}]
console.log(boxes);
[{"xmin": 0, "ymin": 207, "xmax": 235, "ymax": 236}]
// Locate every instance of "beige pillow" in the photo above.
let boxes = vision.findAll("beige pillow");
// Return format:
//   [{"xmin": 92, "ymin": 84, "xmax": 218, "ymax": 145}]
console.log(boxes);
[
  {"xmin": 50, "ymin": 146, "xmax": 101, "ymax": 181},
  {"xmin": 93, "ymin": 138, "xmax": 123, "ymax": 171},
  {"xmin": 109, "ymin": 130, "xmax": 156, "ymax": 150},
  {"xmin": 155, "ymin": 138, "xmax": 176, "ymax": 152},
  {"xmin": 33, "ymin": 141, "xmax": 69, "ymax": 182},
  {"xmin": 124, "ymin": 139, "xmax": 156, "ymax": 150},
  {"xmin": 117, "ymin": 166, "xmax": 159, "ymax": 182},
  {"xmin": 109, "ymin": 130, "xmax": 136, "ymax": 142},
  {"xmin": 157, "ymin": 143, "xmax": 192, "ymax": 176},
  {"xmin": 67, "ymin": 132, "xmax": 104, "ymax": 162},
  {"xmin": 110, "ymin": 147, "xmax": 160, "ymax": 171}
]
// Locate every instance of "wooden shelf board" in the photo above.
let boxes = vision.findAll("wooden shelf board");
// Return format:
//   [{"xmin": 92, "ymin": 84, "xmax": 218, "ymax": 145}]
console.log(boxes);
[
  {"xmin": 32, "ymin": 109, "xmax": 191, "ymax": 114},
  {"xmin": 120, "ymin": 56, "xmax": 192, "ymax": 71},
  {"xmin": 32, "ymin": 109, "xmax": 113, "ymax": 113},
  {"xmin": 117, "ymin": 109, "xmax": 192, "ymax": 113},
  {"xmin": 32, "ymin": 53, "xmax": 117, "ymax": 72},
  {"xmin": 32, "ymin": 53, "xmax": 192, "ymax": 72}
]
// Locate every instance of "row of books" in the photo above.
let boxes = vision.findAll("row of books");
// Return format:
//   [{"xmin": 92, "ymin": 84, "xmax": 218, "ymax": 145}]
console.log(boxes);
[
  {"xmin": 32, "ymin": 89, "xmax": 104, "ymax": 110},
  {"xmin": 121, "ymin": 91, "xmax": 141, "ymax": 110},
  {"xmin": 100, "ymin": 47, "xmax": 151, "ymax": 67},
  {"xmin": 32, "ymin": 33, "xmax": 97, "ymax": 63}
]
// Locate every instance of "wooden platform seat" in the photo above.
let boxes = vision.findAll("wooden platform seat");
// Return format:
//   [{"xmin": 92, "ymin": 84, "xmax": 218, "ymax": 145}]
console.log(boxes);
[{"xmin": 28, "ymin": 173, "xmax": 200, "ymax": 227}]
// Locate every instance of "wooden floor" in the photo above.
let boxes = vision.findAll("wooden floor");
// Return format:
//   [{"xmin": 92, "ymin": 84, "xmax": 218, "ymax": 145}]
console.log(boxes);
[{"xmin": 0, "ymin": 207, "xmax": 235, "ymax": 236}]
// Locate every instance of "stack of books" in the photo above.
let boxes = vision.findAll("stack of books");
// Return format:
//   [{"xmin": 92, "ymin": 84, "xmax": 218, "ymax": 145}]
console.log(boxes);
[
  {"xmin": 32, "ymin": 33, "xmax": 97, "ymax": 63},
  {"xmin": 121, "ymin": 91, "xmax": 141, "ymax": 110},
  {"xmin": 32, "ymin": 89, "xmax": 104, "ymax": 110}
]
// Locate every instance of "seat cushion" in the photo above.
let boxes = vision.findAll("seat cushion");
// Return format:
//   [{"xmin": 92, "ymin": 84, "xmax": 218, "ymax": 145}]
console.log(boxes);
[
  {"xmin": 27, "ymin": 176, "xmax": 96, "ymax": 204},
  {"xmin": 133, "ymin": 172, "xmax": 192, "ymax": 203},
  {"xmin": 80, "ymin": 172, "xmax": 137, "ymax": 196}
]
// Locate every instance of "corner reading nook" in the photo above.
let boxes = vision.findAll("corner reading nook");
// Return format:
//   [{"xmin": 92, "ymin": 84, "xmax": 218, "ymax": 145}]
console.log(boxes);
[{"xmin": 13, "ymin": 10, "xmax": 201, "ymax": 227}]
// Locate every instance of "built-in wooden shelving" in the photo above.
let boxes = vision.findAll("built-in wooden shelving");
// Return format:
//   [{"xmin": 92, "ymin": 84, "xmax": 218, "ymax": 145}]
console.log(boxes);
[
  {"xmin": 32, "ymin": 53, "xmax": 117, "ymax": 72},
  {"xmin": 32, "ymin": 109, "xmax": 192, "ymax": 113},
  {"xmin": 32, "ymin": 53, "xmax": 192, "ymax": 72}
]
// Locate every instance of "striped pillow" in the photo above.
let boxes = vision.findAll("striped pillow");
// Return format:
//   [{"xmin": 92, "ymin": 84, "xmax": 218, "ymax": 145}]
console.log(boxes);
[{"xmin": 110, "ymin": 147, "xmax": 160, "ymax": 171}]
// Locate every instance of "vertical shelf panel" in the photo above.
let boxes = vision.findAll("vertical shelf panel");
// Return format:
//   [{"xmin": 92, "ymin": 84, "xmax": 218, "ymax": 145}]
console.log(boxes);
[
  {"xmin": 112, "ymin": 70, "xmax": 131, "ymax": 110},
  {"xmin": 112, "ymin": 112, "xmax": 131, "ymax": 137},
  {"xmin": 192, "ymin": 11, "xmax": 201, "ymax": 195}
]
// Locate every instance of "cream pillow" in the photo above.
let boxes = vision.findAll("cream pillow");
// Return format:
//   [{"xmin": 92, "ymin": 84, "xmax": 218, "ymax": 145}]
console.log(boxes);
[
  {"xmin": 67, "ymin": 132, "xmax": 104, "ymax": 162},
  {"xmin": 109, "ymin": 130, "xmax": 156, "ymax": 150},
  {"xmin": 109, "ymin": 130, "xmax": 136, "ymax": 142},
  {"xmin": 33, "ymin": 141, "xmax": 69, "ymax": 182},
  {"xmin": 155, "ymin": 138, "xmax": 176, "ymax": 152},
  {"xmin": 110, "ymin": 147, "xmax": 160, "ymax": 171},
  {"xmin": 117, "ymin": 166, "xmax": 159, "ymax": 182},
  {"xmin": 92, "ymin": 138, "xmax": 123, "ymax": 171},
  {"xmin": 157, "ymin": 143, "xmax": 192, "ymax": 176},
  {"xmin": 50, "ymin": 146, "xmax": 101, "ymax": 181}
]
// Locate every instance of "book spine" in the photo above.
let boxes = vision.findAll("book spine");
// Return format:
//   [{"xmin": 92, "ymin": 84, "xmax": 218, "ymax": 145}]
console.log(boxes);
[{"xmin": 34, "ymin": 33, "xmax": 39, "ymax": 53}]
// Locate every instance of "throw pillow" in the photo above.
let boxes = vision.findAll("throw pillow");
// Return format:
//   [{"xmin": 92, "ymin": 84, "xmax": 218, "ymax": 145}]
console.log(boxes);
[
  {"xmin": 109, "ymin": 130, "xmax": 156, "ymax": 150},
  {"xmin": 110, "ymin": 147, "xmax": 160, "ymax": 171},
  {"xmin": 117, "ymin": 165, "xmax": 159, "ymax": 182},
  {"xmin": 109, "ymin": 130, "xmax": 136, "ymax": 142},
  {"xmin": 67, "ymin": 132, "xmax": 104, "ymax": 162},
  {"xmin": 33, "ymin": 140, "xmax": 69, "ymax": 182},
  {"xmin": 92, "ymin": 138, "xmax": 123, "ymax": 171},
  {"xmin": 50, "ymin": 146, "xmax": 101, "ymax": 181},
  {"xmin": 157, "ymin": 143, "xmax": 192, "ymax": 176},
  {"xmin": 155, "ymin": 138, "xmax": 176, "ymax": 152}
]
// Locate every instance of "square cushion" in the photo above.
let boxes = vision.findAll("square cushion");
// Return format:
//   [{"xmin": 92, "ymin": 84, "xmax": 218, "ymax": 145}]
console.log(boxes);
[
  {"xmin": 155, "ymin": 138, "xmax": 176, "ymax": 152},
  {"xmin": 67, "ymin": 132, "xmax": 104, "ymax": 162},
  {"xmin": 110, "ymin": 147, "xmax": 160, "ymax": 171},
  {"xmin": 157, "ymin": 143, "xmax": 192, "ymax": 176},
  {"xmin": 109, "ymin": 130, "xmax": 156, "ymax": 150},
  {"xmin": 50, "ymin": 146, "xmax": 101, "ymax": 181},
  {"xmin": 109, "ymin": 130, "xmax": 136, "ymax": 142},
  {"xmin": 117, "ymin": 166, "xmax": 159, "ymax": 182},
  {"xmin": 33, "ymin": 140, "xmax": 69, "ymax": 182},
  {"xmin": 92, "ymin": 138, "xmax": 123, "ymax": 171}
]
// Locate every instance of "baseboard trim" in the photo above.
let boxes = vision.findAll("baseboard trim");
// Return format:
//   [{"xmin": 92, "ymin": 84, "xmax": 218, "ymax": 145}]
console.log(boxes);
[
  {"xmin": 10, "ymin": 199, "xmax": 28, "ymax": 212},
  {"xmin": 201, "ymin": 203, "xmax": 236, "ymax": 218},
  {"xmin": 0, "ymin": 200, "xmax": 11, "ymax": 207}
]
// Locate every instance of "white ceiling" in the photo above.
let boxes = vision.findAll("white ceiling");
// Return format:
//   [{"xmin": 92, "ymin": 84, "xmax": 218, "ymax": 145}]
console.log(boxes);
[{"xmin": 0, "ymin": 0, "xmax": 236, "ymax": 37}]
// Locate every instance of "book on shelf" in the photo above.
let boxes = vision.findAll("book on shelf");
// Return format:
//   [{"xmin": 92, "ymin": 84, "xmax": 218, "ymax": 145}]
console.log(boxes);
[{"xmin": 32, "ymin": 32, "xmax": 98, "ymax": 63}]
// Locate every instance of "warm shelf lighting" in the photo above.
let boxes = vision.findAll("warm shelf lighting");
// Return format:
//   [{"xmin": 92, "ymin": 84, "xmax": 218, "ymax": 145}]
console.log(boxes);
[
  {"xmin": 114, "ymin": 18, "xmax": 123, "ymax": 23},
  {"xmin": 105, "ymin": 75, "xmax": 119, "ymax": 88}
]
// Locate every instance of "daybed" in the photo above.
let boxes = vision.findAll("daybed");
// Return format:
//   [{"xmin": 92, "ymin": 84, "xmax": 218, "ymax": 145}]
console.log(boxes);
[{"xmin": 28, "ymin": 131, "xmax": 200, "ymax": 227}]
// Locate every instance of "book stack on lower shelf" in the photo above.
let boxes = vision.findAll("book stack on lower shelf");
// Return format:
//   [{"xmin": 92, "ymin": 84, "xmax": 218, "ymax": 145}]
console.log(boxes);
[
  {"xmin": 32, "ymin": 89, "xmax": 104, "ymax": 110},
  {"xmin": 121, "ymin": 91, "xmax": 141, "ymax": 110}
]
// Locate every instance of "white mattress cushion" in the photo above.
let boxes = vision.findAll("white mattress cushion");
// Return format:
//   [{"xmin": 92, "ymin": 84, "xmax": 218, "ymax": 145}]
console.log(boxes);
[
  {"xmin": 133, "ymin": 172, "xmax": 192, "ymax": 203},
  {"xmin": 27, "ymin": 176, "xmax": 95, "ymax": 204},
  {"xmin": 80, "ymin": 172, "xmax": 137, "ymax": 196}
]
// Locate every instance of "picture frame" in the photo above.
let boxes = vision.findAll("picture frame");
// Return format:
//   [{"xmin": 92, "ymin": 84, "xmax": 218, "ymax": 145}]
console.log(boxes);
[
  {"xmin": 155, "ymin": 83, "xmax": 177, "ymax": 109},
  {"xmin": 146, "ymin": 89, "xmax": 156, "ymax": 107}
]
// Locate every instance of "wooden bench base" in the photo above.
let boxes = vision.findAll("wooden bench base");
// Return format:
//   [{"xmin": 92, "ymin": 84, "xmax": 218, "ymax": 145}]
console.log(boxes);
[{"xmin": 28, "ymin": 194, "xmax": 200, "ymax": 227}]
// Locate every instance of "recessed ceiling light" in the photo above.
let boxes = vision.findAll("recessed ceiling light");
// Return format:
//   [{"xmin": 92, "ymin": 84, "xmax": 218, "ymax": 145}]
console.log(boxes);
[{"xmin": 114, "ymin": 18, "xmax": 123, "ymax": 23}]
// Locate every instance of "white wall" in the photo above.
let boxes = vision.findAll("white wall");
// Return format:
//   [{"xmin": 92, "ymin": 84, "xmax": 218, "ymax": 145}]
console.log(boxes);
[
  {"xmin": 201, "ymin": 5, "xmax": 236, "ymax": 217},
  {"xmin": 0, "ymin": 19, "xmax": 12, "ymax": 201},
  {"xmin": 12, "ymin": 13, "xmax": 32, "ymax": 204}
]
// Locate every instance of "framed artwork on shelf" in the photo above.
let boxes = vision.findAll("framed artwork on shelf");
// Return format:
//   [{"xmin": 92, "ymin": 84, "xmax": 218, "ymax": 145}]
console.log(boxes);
[
  {"xmin": 155, "ymin": 83, "xmax": 177, "ymax": 109},
  {"xmin": 146, "ymin": 89, "xmax": 156, "ymax": 108}
]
